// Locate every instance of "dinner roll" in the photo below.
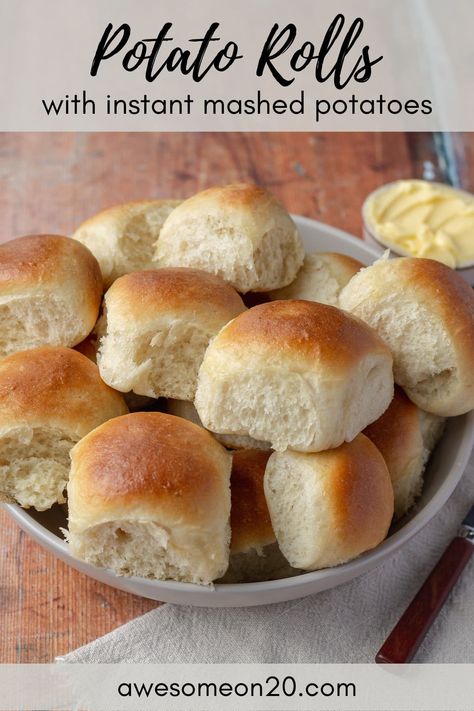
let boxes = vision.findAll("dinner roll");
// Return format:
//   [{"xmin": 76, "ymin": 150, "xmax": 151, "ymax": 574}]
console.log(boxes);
[
  {"xmin": 339, "ymin": 256, "xmax": 474, "ymax": 416},
  {"xmin": 166, "ymin": 399, "xmax": 271, "ymax": 451},
  {"xmin": 264, "ymin": 434, "xmax": 394, "ymax": 570},
  {"xmin": 154, "ymin": 184, "xmax": 304, "ymax": 293},
  {"xmin": 0, "ymin": 234, "xmax": 102, "ymax": 357},
  {"xmin": 97, "ymin": 268, "xmax": 246, "ymax": 400},
  {"xmin": 74, "ymin": 332, "xmax": 156, "ymax": 412},
  {"xmin": 195, "ymin": 300, "xmax": 394, "ymax": 452},
  {"xmin": 220, "ymin": 450, "xmax": 299, "ymax": 583},
  {"xmin": 73, "ymin": 199, "xmax": 181, "ymax": 287},
  {"xmin": 74, "ymin": 333, "xmax": 99, "ymax": 363},
  {"xmin": 67, "ymin": 412, "xmax": 231, "ymax": 585},
  {"xmin": 0, "ymin": 347, "xmax": 127, "ymax": 511},
  {"xmin": 364, "ymin": 386, "xmax": 445, "ymax": 519},
  {"xmin": 269, "ymin": 252, "xmax": 363, "ymax": 305}
]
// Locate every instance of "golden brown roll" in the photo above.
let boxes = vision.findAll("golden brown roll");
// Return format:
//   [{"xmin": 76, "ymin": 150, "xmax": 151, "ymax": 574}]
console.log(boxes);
[
  {"xmin": 364, "ymin": 386, "xmax": 445, "ymax": 519},
  {"xmin": 339, "ymin": 256, "xmax": 474, "ymax": 416},
  {"xmin": 0, "ymin": 347, "xmax": 128, "ymax": 511},
  {"xmin": 97, "ymin": 268, "xmax": 246, "ymax": 400},
  {"xmin": 73, "ymin": 199, "xmax": 181, "ymax": 287},
  {"xmin": 269, "ymin": 252, "xmax": 363, "ymax": 305},
  {"xmin": 195, "ymin": 300, "xmax": 394, "ymax": 452},
  {"xmin": 74, "ymin": 332, "xmax": 100, "ymax": 363},
  {"xmin": 154, "ymin": 184, "xmax": 304, "ymax": 293},
  {"xmin": 0, "ymin": 234, "xmax": 102, "ymax": 357},
  {"xmin": 264, "ymin": 434, "xmax": 394, "ymax": 570},
  {"xmin": 67, "ymin": 412, "xmax": 232, "ymax": 585},
  {"xmin": 220, "ymin": 450, "xmax": 298, "ymax": 583}
]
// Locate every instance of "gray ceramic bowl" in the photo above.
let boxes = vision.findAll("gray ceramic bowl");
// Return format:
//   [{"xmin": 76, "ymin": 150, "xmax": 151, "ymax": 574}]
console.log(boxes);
[{"xmin": 4, "ymin": 216, "xmax": 474, "ymax": 606}]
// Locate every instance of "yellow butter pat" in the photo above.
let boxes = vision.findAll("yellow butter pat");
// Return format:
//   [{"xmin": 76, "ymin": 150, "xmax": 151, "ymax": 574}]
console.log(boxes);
[{"xmin": 364, "ymin": 180, "xmax": 474, "ymax": 268}]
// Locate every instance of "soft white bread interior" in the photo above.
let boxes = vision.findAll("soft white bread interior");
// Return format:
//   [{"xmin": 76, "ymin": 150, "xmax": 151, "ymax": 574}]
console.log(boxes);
[
  {"xmin": 269, "ymin": 252, "xmax": 363, "ymax": 305},
  {"xmin": 154, "ymin": 183, "xmax": 305, "ymax": 293},
  {"xmin": 219, "ymin": 450, "xmax": 299, "ymax": 583},
  {"xmin": 195, "ymin": 300, "xmax": 394, "ymax": 452},
  {"xmin": 72, "ymin": 199, "xmax": 181, "ymax": 287},
  {"xmin": 419, "ymin": 407, "xmax": 446, "ymax": 454},
  {"xmin": 264, "ymin": 433, "xmax": 394, "ymax": 570},
  {"xmin": 0, "ymin": 347, "xmax": 128, "ymax": 511},
  {"xmin": 67, "ymin": 412, "xmax": 232, "ymax": 585},
  {"xmin": 74, "ymin": 333, "xmax": 155, "ymax": 412},
  {"xmin": 0, "ymin": 234, "xmax": 102, "ymax": 358},
  {"xmin": 166, "ymin": 399, "xmax": 271, "ymax": 451},
  {"xmin": 97, "ymin": 268, "xmax": 246, "ymax": 400},
  {"xmin": 339, "ymin": 256, "xmax": 474, "ymax": 416},
  {"xmin": 364, "ymin": 386, "xmax": 445, "ymax": 519}
]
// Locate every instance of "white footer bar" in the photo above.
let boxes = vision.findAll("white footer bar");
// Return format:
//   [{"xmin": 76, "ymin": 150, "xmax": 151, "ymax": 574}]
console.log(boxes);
[{"xmin": 1, "ymin": 663, "xmax": 473, "ymax": 710}]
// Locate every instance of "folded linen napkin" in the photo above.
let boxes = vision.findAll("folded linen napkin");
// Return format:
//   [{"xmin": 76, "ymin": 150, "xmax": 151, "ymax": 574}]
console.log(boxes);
[{"xmin": 60, "ymin": 457, "xmax": 474, "ymax": 664}]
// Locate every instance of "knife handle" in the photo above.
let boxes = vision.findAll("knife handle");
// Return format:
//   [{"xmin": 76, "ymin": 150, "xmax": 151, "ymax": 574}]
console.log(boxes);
[{"xmin": 376, "ymin": 536, "xmax": 473, "ymax": 664}]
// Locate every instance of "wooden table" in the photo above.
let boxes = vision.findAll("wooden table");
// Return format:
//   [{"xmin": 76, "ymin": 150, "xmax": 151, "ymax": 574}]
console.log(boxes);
[{"xmin": 1, "ymin": 132, "xmax": 473, "ymax": 662}]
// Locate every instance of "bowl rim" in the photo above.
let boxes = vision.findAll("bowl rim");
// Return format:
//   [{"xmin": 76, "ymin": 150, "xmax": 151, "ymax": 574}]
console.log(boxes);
[{"xmin": 3, "ymin": 214, "xmax": 474, "ymax": 603}]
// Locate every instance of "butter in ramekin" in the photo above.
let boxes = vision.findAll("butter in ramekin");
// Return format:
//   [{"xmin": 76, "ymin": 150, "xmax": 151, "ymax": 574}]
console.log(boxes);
[{"xmin": 363, "ymin": 180, "xmax": 474, "ymax": 269}]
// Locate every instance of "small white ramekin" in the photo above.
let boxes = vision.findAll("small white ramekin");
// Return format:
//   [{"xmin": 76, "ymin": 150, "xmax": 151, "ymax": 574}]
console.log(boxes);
[{"xmin": 361, "ymin": 181, "xmax": 474, "ymax": 284}]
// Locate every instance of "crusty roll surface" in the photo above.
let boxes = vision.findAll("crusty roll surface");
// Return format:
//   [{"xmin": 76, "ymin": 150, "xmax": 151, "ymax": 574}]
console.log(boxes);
[
  {"xmin": 229, "ymin": 450, "xmax": 274, "ymax": 554},
  {"xmin": 364, "ymin": 386, "xmax": 445, "ymax": 519},
  {"xmin": 195, "ymin": 300, "xmax": 394, "ymax": 452},
  {"xmin": 0, "ymin": 347, "xmax": 128, "ymax": 510},
  {"xmin": 97, "ymin": 268, "xmax": 246, "ymax": 400},
  {"xmin": 220, "ymin": 450, "xmax": 298, "ymax": 583},
  {"xmin": 73, "ymin": 199, "xmax": 181, "ymax": 287},
  {"xmin": 269, "ymin": 252, "xmax": 363, "ymax": 305},
  {"xmin": 67, "ymin": 412, "xmax": 232, "ymax": 585},
  {"xmin": 0, "ymin": 234, "xmax": 102, "ymax": 357},
  {"xmin": 166, "ymin": 399, "xmax": 271, "ymax": 451},
  {"xmin": 74, "ymin": 333, "xmax": 99, "ymax": 363},
  {"xmin": 154, "ymin": 183, "xmax": 305, "ymax": 293},
  {"xmin": 339, "ymin": 256, "xmax": 474, "ymax": 416},
  {"xmin": 264, "ymin": 433, "xmax": 394, "ymax": 570}
]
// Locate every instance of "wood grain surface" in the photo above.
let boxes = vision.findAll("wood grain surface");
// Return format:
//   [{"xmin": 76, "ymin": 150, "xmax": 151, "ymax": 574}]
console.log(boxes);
[{"xmin": 0, "ymin": 131, "xmax": 473, "ymax": 662}]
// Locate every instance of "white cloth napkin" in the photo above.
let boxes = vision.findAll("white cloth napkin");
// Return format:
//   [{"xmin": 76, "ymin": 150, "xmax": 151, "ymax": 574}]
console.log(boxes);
[{"xmin": 60, "ymin": 458, "xmax": 474, "ymax": 664}]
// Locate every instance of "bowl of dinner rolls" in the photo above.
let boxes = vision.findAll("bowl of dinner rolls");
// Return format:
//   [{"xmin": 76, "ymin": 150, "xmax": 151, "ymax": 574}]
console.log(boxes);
[{"xmin": 3, "ymin": 183, "xmax": 474, "ymax": 607}]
